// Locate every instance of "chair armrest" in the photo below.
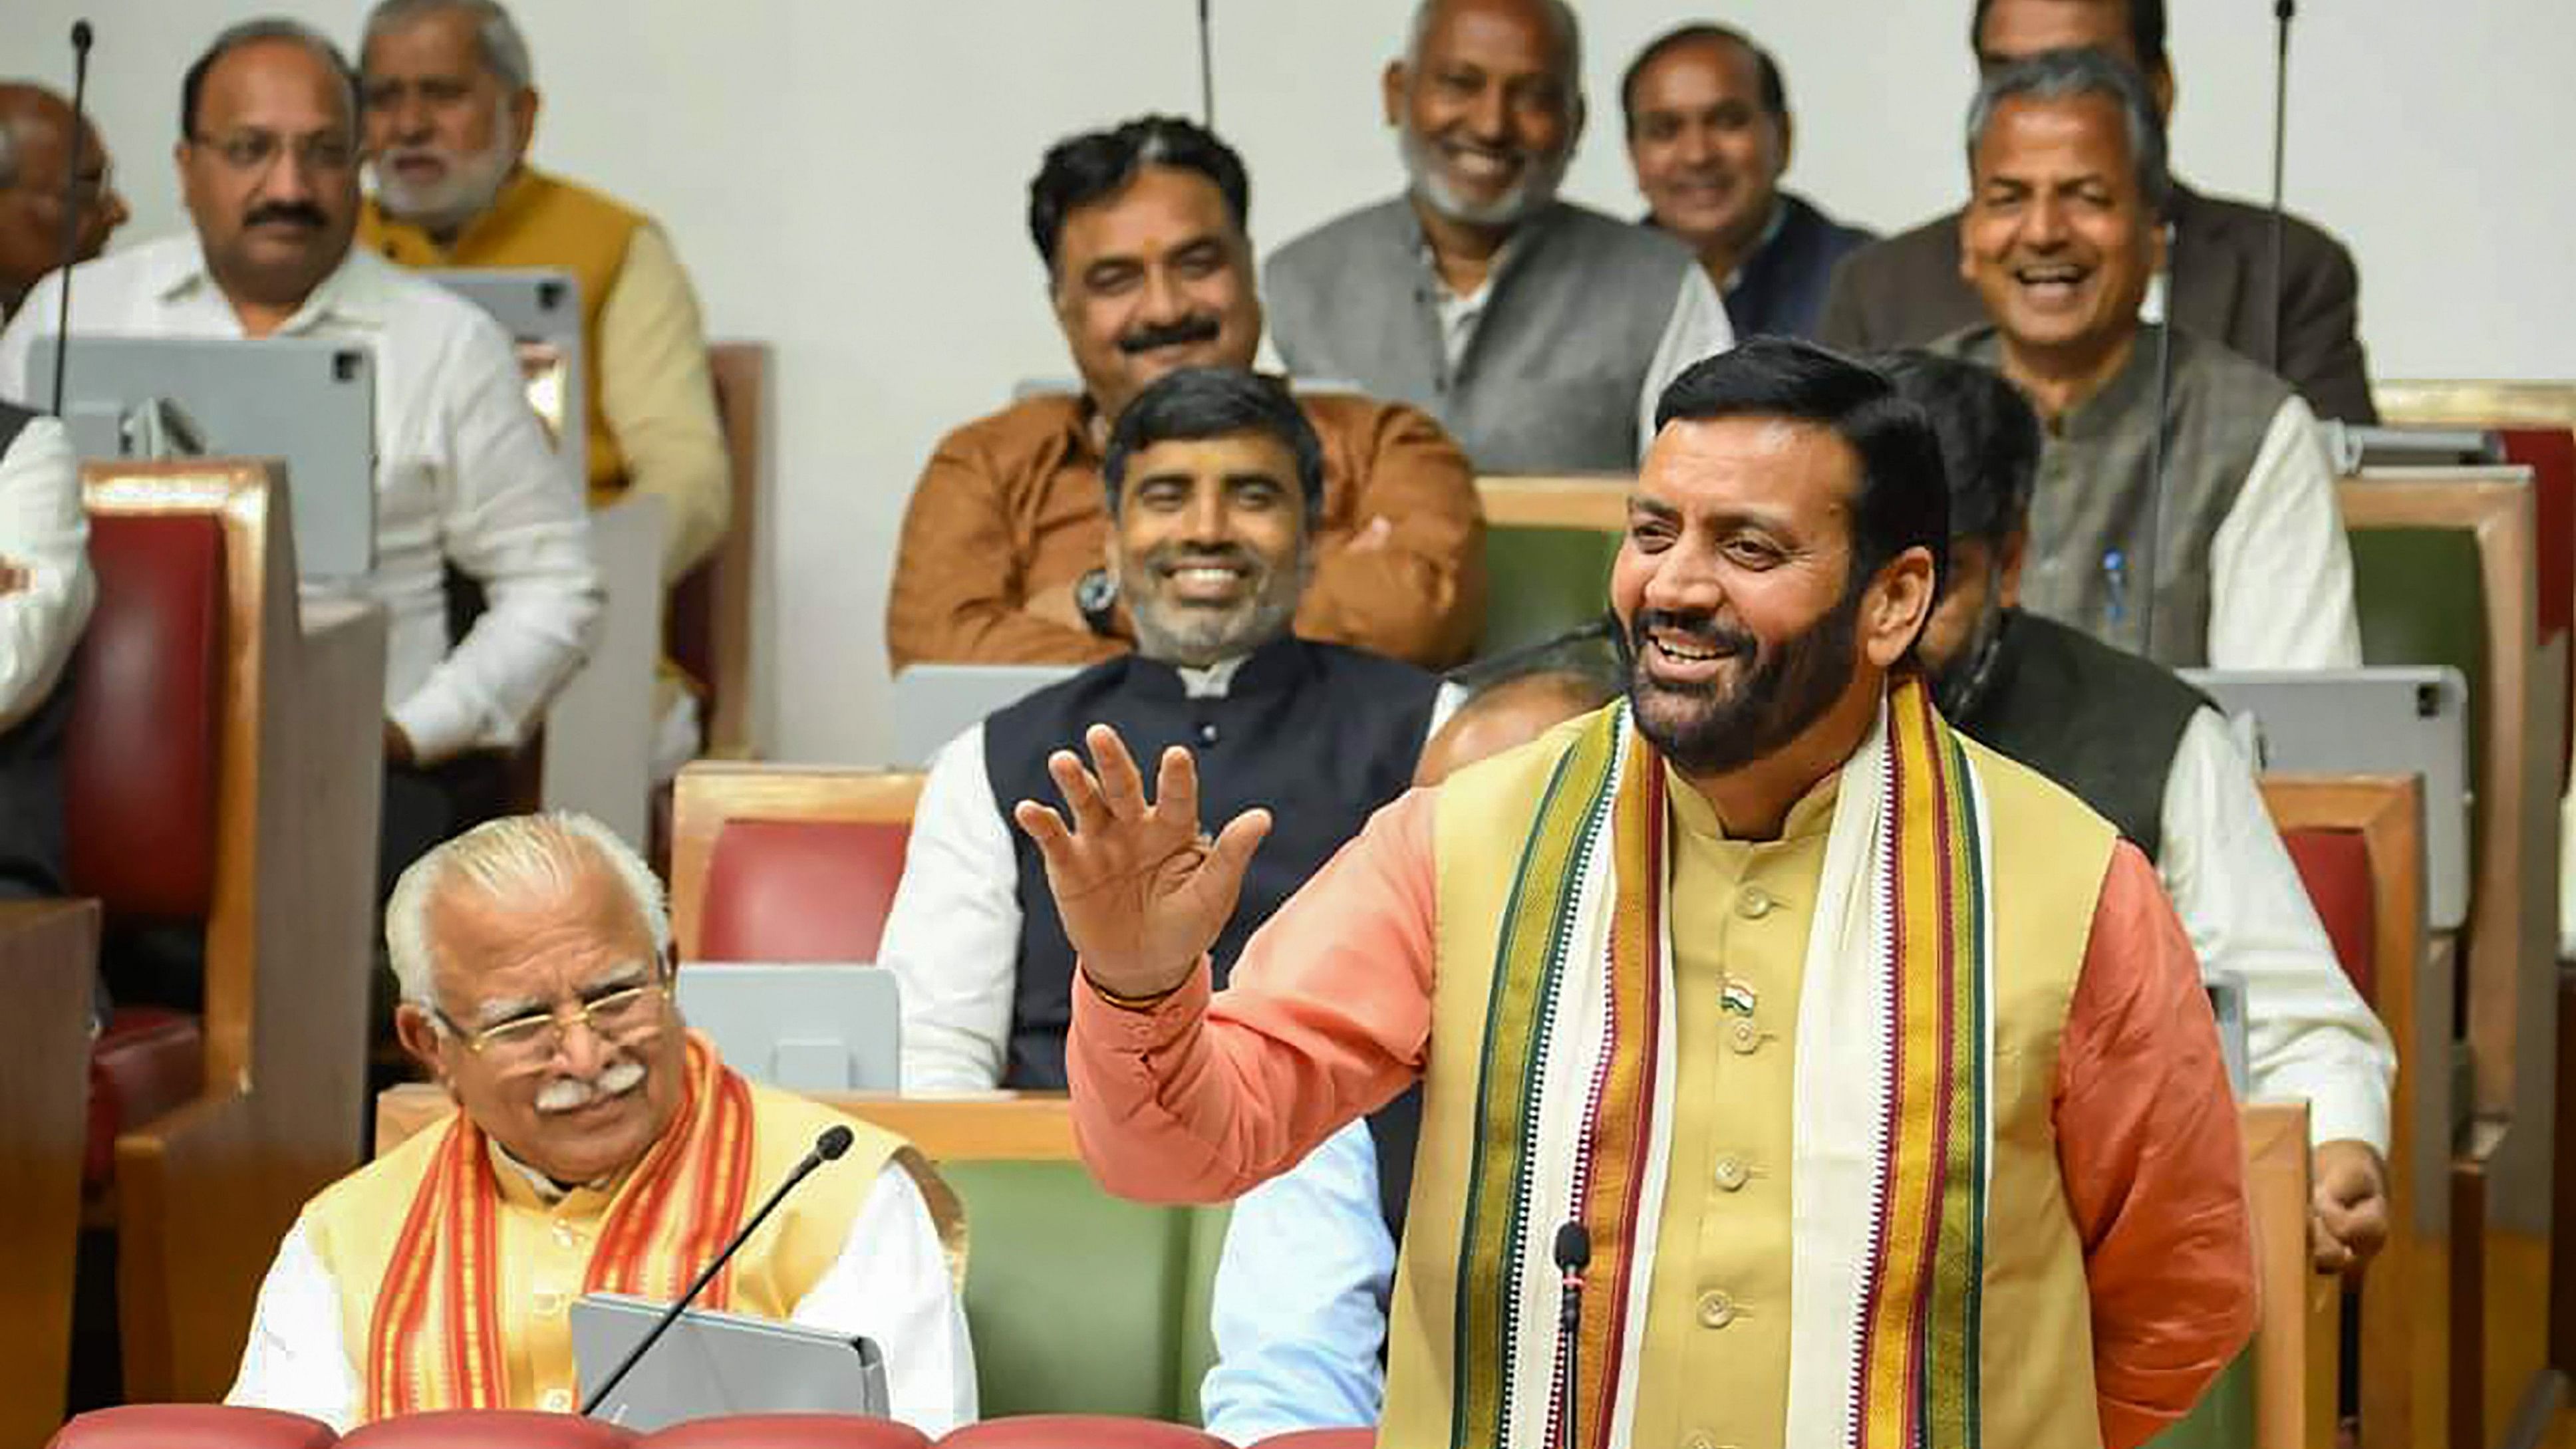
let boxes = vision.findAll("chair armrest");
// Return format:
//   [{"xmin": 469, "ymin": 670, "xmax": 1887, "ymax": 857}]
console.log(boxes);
[{"xmin": 0, "ymin": 900, "xmax": 100, "ymax": 1446}]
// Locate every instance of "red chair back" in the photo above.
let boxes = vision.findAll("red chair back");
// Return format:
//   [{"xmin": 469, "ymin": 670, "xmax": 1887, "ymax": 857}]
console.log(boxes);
[
  {"xmin": 937, "ymin": 1418, "xmax": 1232, "ymax": 1448},
  {"xmin": 336, "ymin": 1411, "xmax": 637, "ymax": 1446},
  {"xmin": 2282, "ymin": 827, "xmax": 2378, "ymax": 1001},
  {"xmin": 49, "ymin": 1405, "xmax": 337, "ymax": 1448},
  {"xmin": 64, "ymin": 511, "xmax": 227, "ymax": 920},
  {"xmin": 698, "ymin": 819, "xmax": 910, "ymax": 962},
  {"xmin": 642, "ymin": 1415, "xmax": 929, "ymax": 1448}
]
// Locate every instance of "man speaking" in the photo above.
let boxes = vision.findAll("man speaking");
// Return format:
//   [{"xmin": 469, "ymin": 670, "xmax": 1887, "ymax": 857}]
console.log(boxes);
[{"xmin": 1022, "ymin": 340, "xmax": 2254, "ymax": 1448}]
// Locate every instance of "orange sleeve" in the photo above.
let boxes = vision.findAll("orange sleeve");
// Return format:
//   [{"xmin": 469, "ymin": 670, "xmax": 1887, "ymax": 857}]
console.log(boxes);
[
  {"xmin": 884, "ymin": 428, "xmax": 1125, "ymax": 670},
  {"xmin": 1065, "ymin": 787, "xmax": 1437, "ymax": 1203},
  {"xmin": 1291, "ymin": 401, "xmax": 1487, "ymax": 670},
  {"xmin": 2057, "ymin": 842, "xmax": 2260, "ymax": 1449}
]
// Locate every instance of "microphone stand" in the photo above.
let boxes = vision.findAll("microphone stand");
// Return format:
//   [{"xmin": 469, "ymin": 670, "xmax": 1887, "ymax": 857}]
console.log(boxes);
[
  {"xmin": 49, "ymin": 20, "xmax": 94, "ymax": 416},
  {"xmin": 1552, "ymin": 1222, "xmax": 1590, "ymax": 1449},
  {"xmin": 2267, "ymin": 0, "xmax": 2296, "ymax": 377},
  {"xmin": 1196, "ymin": 0, "xmax": 1216, "ymax": 128},
  {"xmin": 579, "ymin": 1124, "xmax": 855, "ymax": 1416}
]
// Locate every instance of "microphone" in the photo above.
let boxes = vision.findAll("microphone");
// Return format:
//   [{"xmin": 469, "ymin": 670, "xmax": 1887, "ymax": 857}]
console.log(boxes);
[
  {"xmin": 579, "ymin": 1122, "xmax": 857, "ymax": 1416},
  {"xmin": 1552, "ymin": 1221, "xmax": 1590, "ymax": 1449},
  {"xmin": 2267, "ymin": 0, "xmax": 2297, "ymax": 378},
  {"xmin": 1196, "ymin": 0, "xmax": 1216, "ymax": 128},
  {"xmin": 49, "ymin": 19, "xmax": 95, "ymax": 416}
]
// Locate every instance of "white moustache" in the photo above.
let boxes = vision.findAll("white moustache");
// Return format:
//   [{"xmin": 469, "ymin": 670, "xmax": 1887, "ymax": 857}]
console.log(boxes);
[{"xmin": 534, "ymin": 1057, "xmax": 648, "ymax": 1114}]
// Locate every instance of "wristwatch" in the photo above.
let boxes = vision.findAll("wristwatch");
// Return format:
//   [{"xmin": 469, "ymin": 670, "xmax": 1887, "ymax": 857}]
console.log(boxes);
[{"xmin": 1075, "ymin": 567, "xmax": 1120, "ymax": 636}]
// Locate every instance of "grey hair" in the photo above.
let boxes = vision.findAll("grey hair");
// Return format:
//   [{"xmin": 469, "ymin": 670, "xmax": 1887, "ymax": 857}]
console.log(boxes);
[
  {"xmin": 182, "ymin": 19, "xmax": 362, "ymax": 141},
  {"xmin": 1404, "ymin": 0, "xmax": 1584, "ymax": 92},
  {"xmin": 362, "ymin": 0, "xmax": 535, "ymax": 92},
  {"xmin": 386, "ymin": 811, "xmax": 670, "ymax": 1013},
  {"xmin": 1964, "ymin": 47, "xmax": 2171, "ymax": 217}
]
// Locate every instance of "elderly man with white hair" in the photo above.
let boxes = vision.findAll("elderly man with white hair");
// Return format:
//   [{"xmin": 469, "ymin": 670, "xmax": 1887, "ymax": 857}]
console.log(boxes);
[
  {"xmin": 225, "ymin": 813, "xmax": 976, "ymax": 1432},
  {"xmin": 1262, "ymin": 0, "xmax": 1732, "ymax": 471}
]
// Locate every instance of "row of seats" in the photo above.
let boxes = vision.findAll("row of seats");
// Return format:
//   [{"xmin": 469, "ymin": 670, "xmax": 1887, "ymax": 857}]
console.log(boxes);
[{"xmin": 51, "ymin": 1404, "xmax": 1368, "ymax": 1448}]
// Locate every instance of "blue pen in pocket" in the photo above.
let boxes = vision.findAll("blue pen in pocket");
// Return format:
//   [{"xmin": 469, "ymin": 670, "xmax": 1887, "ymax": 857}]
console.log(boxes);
[{"xmin": 2102, "ymin": 549, "xmax": 2128, "ymax": 626}]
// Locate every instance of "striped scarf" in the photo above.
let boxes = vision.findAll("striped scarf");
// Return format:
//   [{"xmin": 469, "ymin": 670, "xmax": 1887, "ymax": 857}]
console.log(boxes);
[
  {"xmin": 364, "ymin": 1033, "xmax": 756, "ymax": 1416},
  {"xmin": 1451, "ymin": 675, "xmax": 1996, "ymax": 1449}
]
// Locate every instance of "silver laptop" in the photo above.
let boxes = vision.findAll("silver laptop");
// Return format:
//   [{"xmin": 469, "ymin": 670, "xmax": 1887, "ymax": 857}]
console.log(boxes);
[
  {"xmin": 423, "ymin": 267, "xmax": 586, "ymax": 473},
  {"xmin": 675, "ymin": 964, "xmax": 901, "ymax": 1093},
  {"xmin": 572, "ymin": 1291, "xmax": 887, "ymax": 1428},
  {"xmin": 29, "ymin": 335, "xmax": 377, "ymax": 578},
  {"xmin": 889, "ymin": 662, "xmax": 1080, "ymax": 767},
  {"xmin": 2182, "ymin": 666, "xmax": 2469, "ymax": 931}
]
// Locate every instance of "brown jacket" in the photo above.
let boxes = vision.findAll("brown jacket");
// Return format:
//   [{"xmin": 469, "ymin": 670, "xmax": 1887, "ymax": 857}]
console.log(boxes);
[
  {"xmin": 885, "ymin": 391, "xmax": 1486, "ymax": 671},
  {"xmin": 1816, "ymin": 182, "xmax": 2376, "ymax": 424}
]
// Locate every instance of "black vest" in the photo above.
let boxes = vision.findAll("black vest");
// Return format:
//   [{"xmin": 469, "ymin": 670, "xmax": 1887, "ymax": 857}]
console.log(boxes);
[
  {"xmin": 1954, "ymin": 610, "xmax": 2210, "ymax": 862},
  {"xmin": 984, "ymin": 637, "xmax": 1440, "ymax": 1088},
  {"xmin": 0, "ymin": 402, "xmax": 76, "ymax": 900}
]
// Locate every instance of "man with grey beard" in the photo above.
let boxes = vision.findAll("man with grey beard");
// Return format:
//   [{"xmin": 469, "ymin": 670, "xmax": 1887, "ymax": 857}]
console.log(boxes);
[
  {"xmin": 357, "ymin": 0, "xmax": 732, "ymax": 594},
  {"xmin": 1264, "ymin": 0, "xmax": 1733, "ymax": 473},
  {"xmin": 879, "ymin": 367, "xmax": 1459, "ymax": 1091}
]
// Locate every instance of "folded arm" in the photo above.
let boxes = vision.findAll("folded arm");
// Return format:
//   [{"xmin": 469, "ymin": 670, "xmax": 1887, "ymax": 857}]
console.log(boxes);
[{"xmin": 1292, "ymin": 402, "xmax": 1485, "ymax": 669}]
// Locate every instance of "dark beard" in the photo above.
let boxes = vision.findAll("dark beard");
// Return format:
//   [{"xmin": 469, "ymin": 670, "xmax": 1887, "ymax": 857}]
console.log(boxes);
[{"xmin": 1625, "ymin": 586, "xmax": 1865, "ymax": 776}]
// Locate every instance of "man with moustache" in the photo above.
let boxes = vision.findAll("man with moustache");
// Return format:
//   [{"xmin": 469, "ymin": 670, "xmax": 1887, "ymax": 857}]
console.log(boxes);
[
  {"xmin": 1818, "ymin": 0, "xmax": 2375, "ymax": 424},
  {"xmin": 1932, "ymin": 49, "xmax": 2357, "ymax": 670},
  {"xmin": 0, "ymin": 19, "xmax": 600, "ymax": 900},
  {"xmin": 1264, "ymin": 0, "xmax": 1733, "ymax": 472},
  {"xmin": 357, "ymin": 0, "xmax": 731, "ymax": 587},
  {"xmin": 228, "ymin": 812, "xmax": 974, "ymax": 1431},
  {"xmin": 0, "ymin": 82, "xmax": 130, "ymax": 324},
  {"xmin": 1888, "ymin": 349, "xmax": 2390, "ymax": 1277},
  {"xmin": 1026, "ymin": 340, "xmax": 2254, "ymax": 1448},
  {"xmin": 1622, "ymin": 24, "xmax": 1875, "ymax": 341},
  {"xmin": 880, "ymin": 366, "xmax": 1457, "ymax": 1091},
  {"xmin": 886, "ymin": 114, "xmax": 1484, "ymax": 672}
]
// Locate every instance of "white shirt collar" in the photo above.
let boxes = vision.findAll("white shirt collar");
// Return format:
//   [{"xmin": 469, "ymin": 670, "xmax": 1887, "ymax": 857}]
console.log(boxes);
[
  {"xmin": 1175, "ymin": 654, "xmax": 1248, "ymax": 698},
  {"xmin": 147, "ymin": 233, "xmax": 394, "ymax": 334}
]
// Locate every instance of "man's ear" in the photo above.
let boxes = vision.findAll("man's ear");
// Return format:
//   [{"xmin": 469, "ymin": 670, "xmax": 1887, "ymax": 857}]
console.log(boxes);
[
  {"xmin": 1863, "ymin": 546, "xmax": 1939, "ymax": 669},
  {"xmin": 511, "ymin": 86, "xmax": 541, "ymax": 158},
  {"xmin": 1381, "ymin": 61, "xmax": 1409, "ymax": 128},
  {"xmin": 2148, "ymin": 63, "xmax": 2176, "ymax": 124},
  {"xmin": 394, "ymin": 1003, "xmax": 453, "ymax": 1093}
]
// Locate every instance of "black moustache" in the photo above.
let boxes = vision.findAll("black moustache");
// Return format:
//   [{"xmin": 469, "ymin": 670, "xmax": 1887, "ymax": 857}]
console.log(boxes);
[
  {"xmin": 1117, "ymin": 317, "xmax": 1222, "ymax": 354},
  {"xmin": 245, "ymin": 205, "xmax": 327, "ymax": 229}
]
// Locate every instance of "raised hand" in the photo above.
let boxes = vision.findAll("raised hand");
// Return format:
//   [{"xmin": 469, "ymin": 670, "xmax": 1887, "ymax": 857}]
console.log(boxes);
[{"xmin": 1012, "ymin": 724, "xmax": 1273, "ymax": 1002}]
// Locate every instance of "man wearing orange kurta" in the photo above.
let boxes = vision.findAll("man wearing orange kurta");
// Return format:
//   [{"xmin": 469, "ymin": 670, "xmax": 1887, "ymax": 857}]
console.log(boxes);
[{"xmin": 1021, "ymin": 339, "xmax": 2255, "ymax": 1449}]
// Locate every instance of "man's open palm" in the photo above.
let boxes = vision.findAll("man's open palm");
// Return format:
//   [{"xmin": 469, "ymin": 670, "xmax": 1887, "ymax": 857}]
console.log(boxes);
[{"xmin": 1012, "ymin": 724, "xmax": 1272, "ymax": 1001}]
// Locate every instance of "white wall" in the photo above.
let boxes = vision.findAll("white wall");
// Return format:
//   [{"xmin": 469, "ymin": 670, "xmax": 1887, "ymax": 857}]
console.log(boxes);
[{"xmin": 17, "ymin": 0, "xmax": 2575, "ymax": 762}]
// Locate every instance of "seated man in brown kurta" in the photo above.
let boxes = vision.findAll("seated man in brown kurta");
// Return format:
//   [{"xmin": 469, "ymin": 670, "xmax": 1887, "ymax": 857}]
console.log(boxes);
[{"xmin": 885, "ymin": 114, "xmax": 1486, "ymax": 672}]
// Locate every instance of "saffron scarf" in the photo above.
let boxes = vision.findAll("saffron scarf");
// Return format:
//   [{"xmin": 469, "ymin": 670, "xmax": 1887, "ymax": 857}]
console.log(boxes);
[
  {"xmin": 364, "ymin": 1033, "xmax": 756, "ymax": 1416},
  {"xmin": 1450, "ymin": 676, "xmax": 1996, "ymax": 1449}
]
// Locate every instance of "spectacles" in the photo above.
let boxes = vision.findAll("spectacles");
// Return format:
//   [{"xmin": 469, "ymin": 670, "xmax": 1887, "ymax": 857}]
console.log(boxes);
[
  {"xmin": 432, "ymin": 964, "xmax": 672, "ymax": 1065},
  {"xmin": 190, "ymin": 130, "xmax": 358, "ymax": 176}
]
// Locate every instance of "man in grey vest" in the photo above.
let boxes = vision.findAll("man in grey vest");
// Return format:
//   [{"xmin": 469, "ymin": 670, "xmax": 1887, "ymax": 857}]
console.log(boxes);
[
  {"xmin": 1892, "ymin": 348, "xmax": 2391, "ymax": 1276},
  {"xmin": 1933, "ymin": 48, "xmax": 2357, "ymax": 670},
  {"xmin": 1262, "ymin": 0, "xmax": 1733, "ymax": 474},
  {"xmin": 1817, "ymin": 0, "xmax": 2374, "ymax": 427}
]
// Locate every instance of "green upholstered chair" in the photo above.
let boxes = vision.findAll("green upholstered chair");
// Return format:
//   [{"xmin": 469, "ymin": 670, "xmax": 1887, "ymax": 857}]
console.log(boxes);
[
  {"xmin": 1477, "ymin": 526, "xmax": 1620, "ymax": 661},
  {"xmin": 944, "ymin": 1159, "xmax": 1229, "ymax": 1424},
  {"xmin": 2350, "ymin": 527, "xmax": 2490, "ymax": 787}
]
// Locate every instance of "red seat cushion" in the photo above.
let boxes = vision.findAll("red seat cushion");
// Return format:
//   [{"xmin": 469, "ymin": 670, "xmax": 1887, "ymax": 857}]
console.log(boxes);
[
  {"xmin": 698, "ymin": 820, "xmax": 911, "ymax": 962},
  {"xmin": 337, "ymin": 1410, "xmax": 637, "ymax": 1446},
  {"xmin": 66, "ymin": 511, "xmax": 226, "ymax": 921},
  {"xmin": 1250, "ymin": 1432, "xmax": 1375, "ymax": 1448},
  {"xmin": 48, "ymin": 1404, "xmax": 337, "ymax": 1448},
  {"xmin": 938, "ymin": 1418, "xmax": 1232, "ymax": 1448},
  {"xmin": 641, "ymin": 1415, "xmax": 930, "ymax": 1448},
  {"xmin": 2283, "ymin": 827, "xmax": 2376, "ymax": 1002},
  {"xmin": 84, "ymin": 1007, "xmax": 206, "ymax": 1190}
]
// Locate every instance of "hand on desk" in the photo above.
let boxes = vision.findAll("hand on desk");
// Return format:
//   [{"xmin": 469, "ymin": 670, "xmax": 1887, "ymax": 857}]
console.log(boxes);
[
  {"xmin": 0, "ymin": 558, "xmax": 26, "ymax": 595},
  {"xmin": 2310, "ymin": 1138, "xmax": 2390, "ymax": 1276},
  {"xmin": 1012, "ymin": 722, "xmax": 1270, "ymax": 1003}
]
